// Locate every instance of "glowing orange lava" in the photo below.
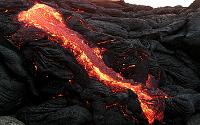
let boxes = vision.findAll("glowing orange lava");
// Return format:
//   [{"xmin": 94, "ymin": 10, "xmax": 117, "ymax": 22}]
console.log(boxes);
[{"xmin": 17, "ymin": 3, "xmax": 167, "ymax": 124}]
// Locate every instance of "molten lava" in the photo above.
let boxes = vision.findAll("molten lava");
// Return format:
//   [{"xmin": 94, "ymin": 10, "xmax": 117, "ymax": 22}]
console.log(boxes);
[{"xmin": 17, "ymin": 3, "xmax": 167, "ymax": 124}]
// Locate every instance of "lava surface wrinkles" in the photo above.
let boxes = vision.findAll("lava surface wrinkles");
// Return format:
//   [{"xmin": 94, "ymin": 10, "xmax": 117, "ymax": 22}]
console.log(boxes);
[{"xmin": 17, "ymin": 3, "xmax": 167, "ymax": 124}]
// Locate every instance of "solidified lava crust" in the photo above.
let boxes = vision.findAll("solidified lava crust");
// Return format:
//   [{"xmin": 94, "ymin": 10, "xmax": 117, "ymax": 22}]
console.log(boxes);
[{"xmin": 0, "ymin": 0, "xmax": 200, "ymax": 125}]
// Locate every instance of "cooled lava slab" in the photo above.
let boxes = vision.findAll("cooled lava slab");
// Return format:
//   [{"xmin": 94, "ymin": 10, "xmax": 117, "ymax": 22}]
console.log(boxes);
[{"xmin": 0, "ymin": 0, "xmax": 200, "ymax": 125}]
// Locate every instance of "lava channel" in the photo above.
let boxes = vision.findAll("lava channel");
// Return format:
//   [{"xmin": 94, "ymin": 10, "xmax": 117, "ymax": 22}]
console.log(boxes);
[{"xmin": 17, "ymin": 3, "xmax": 167, "ymax": 124}]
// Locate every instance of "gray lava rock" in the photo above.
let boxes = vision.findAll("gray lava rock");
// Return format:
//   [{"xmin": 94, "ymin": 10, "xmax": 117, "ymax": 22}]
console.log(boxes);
[{"xmin": 0, "ymin": 116, "xmax": 25, "ymax": 125}]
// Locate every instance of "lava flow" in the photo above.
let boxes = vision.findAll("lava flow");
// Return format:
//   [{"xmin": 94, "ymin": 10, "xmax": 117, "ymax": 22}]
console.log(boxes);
[{"xmin": 17, "ymin": 3, "xmax": 167, "ymax": 124}]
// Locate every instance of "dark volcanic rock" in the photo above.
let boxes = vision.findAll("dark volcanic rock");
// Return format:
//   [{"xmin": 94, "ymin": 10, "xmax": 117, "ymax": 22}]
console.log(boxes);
[
  {"xmin": 189, "ymin": 0, "xmax": 200, "ymax": 9},
  {"xmin": 0, "ymin": 37, "xmax": 28, "ymax": 114},
  {"xmin": 186, "ymin": 114, "xmax": 200, "ymax": 125},
  {"xmin": 0, "ymin": 14, "xmax": 19, "ymax": 36},
  {"xmin": 20, "ymin": 39, "xmax": 76, "ymax": 96},
  {"xmin": 153, "ymin": 52, "xmax": 200, "ymax": 89},
  {"xmin": 15, "ymin": 97, "xmax": 92, "ymax": 125},
  {"xmin": 0, "ymin": 62, "xmax": 26, "ymax": 114},
  {"xmin": 0, "ymin": 0, "xmax": 200, "ymax": 125},
  {"xmin": 91, "ymin": 92, "xmax": 142, "ymax": 125}
]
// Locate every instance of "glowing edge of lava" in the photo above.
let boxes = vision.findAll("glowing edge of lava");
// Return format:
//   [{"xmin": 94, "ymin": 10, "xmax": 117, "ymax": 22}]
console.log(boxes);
[{"xmin": 17, "ymin": 3, "xmax": 167, "ymax": 124}]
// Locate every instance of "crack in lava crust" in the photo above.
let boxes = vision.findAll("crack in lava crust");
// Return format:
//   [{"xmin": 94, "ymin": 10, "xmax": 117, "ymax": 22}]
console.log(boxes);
[{"xmin": 17, "ymin": 3, "xmax": 167, "ymax": 124}]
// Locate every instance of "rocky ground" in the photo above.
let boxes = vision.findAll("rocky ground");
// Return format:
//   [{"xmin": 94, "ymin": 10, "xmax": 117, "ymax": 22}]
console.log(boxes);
[{"xmin": 0, "ymin": 0, "xmax": 200, "ymax": 125}]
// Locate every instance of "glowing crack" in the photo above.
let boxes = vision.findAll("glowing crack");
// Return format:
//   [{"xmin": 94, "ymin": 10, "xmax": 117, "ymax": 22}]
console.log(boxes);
[{"xmin": 18, "ymin": 3, "xmax": 167, "ymax": 124}]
